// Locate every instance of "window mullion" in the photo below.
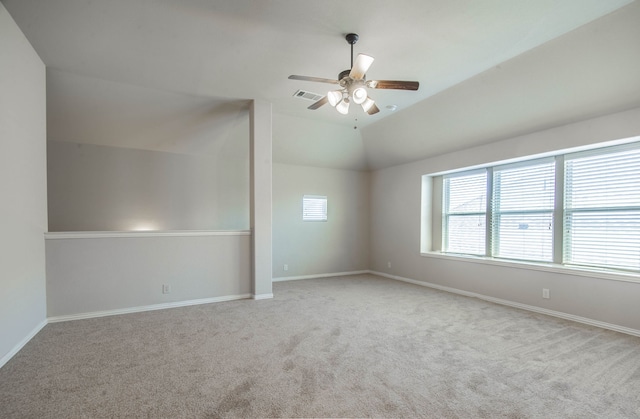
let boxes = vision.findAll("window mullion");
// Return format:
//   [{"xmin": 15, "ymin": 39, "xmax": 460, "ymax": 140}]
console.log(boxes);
[
  {"xmin": 564, "ymin": 158, "xmax": 574, "ymax": 264},
  {"xmin": 442, "ymin": 178, "xmax": 450, "ymax": 252},
  {"xmin": 553, "ymin": 155, "xmax": 564, "ymax": 264},
  {"xmin": 485, "ymin": 167, "xmax": 493, "ymax": 257}
]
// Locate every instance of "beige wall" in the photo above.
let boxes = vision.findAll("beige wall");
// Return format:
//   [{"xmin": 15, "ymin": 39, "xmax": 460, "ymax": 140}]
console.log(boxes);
[
  {"xmin": 273, "ymin": 163, "xmax": 370, "ymax": 279},
  {"xmin": 0, "ymin": 3, "xmax": 48, "ymax": 365},
  {"xmin": 46, "ymin": 232, "xmax": 252, "ymax": 318}
]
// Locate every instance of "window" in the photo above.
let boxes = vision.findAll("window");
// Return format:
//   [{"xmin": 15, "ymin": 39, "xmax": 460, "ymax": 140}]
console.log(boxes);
[
  {"xmin": 436, "ymin": 139, "xmax": 640, "ymax": 275},
  {"xmin": 443, "ymin": 171, "xmax": 487, "ymax": 255},
  {"xmin": 492, "ymin": 160, "xmax": 555, "ymax": 262},
  {"xmin": 302, "ymin": 195, "xmax": 327, "ymax": 221},
  {"xmin": 564, "ymin": 145, "xmax": 640, "ymax": 272}
]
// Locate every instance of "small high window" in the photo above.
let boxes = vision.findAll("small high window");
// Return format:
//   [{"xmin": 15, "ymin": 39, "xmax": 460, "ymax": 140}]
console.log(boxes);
[{"xmin": 303, "ymin": 195, "xmax": 327, "ymax": 221}]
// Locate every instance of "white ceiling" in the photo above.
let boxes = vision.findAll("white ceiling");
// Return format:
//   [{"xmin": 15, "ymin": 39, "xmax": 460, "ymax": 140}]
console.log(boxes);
[{"xmin": 3, "ymin": 0, "xmax": 640, "ymax": 170}]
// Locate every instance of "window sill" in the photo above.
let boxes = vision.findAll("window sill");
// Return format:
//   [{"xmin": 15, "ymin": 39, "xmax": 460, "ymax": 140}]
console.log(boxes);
[{"xmin": 420, "ymin": 251, "xmax": 640, "ymax": 284}]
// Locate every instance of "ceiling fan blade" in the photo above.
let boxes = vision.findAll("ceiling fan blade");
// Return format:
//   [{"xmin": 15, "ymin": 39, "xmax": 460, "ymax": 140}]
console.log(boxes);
[
  {"xmin": 289, "ymin": 75, "xmax": 339, "ymax": 84},
  {"xmin": 367, "ymin": 80, "xmax": 419, "ymax": 90},
  {"xmin": 349, "ymin": 54, "xmax": 374, "ymax": 80},
  {"xmin": 365, "ymin": 102, "xmax": 380, "ymax": 115},
  {"xmin": 307, "ymin": 96, "xmax": 328, "ymax": 110}
]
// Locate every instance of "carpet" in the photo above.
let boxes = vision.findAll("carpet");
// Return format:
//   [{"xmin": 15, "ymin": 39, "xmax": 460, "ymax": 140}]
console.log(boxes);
[{"xmin": 1, "ymin": 274, "xmax": 639, "ymax": 418}]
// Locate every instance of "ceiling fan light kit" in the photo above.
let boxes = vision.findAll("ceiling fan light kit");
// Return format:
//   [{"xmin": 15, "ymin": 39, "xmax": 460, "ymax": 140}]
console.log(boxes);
[
  {"xmin": 288, "ymin": 33, "xmax": 419, "ymax": 116},
  {"xmin": 351, "ymin": 86, "xmax": 368, "ymax": 104},
  {"xmin": 336, "ymin": 98, "xmax": 350, "ymax": 115},
  {"xmin": 362, "ymin": 97, "xmax": 376, "ymax": 113},
  {"xmin": 327, "ymin": 90, "xmax": 343, "ymax": 107}
]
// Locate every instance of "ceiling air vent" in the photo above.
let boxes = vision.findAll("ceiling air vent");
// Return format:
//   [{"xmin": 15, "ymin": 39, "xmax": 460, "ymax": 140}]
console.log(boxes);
[{"xmin": 293, "ymin": 89, "xmax": 324, "ymax": 102}]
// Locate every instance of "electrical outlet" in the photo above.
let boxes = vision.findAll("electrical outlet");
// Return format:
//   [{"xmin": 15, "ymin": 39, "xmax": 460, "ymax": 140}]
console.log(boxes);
[
  {"xmin": 162, "ymin": 284, "xmax": 171, "ymax": 294},
  {"xmin": 542, "ymin": 288, "xmax": 550, "ymax": 299},
  {"xmin": 387, "ymin": 261, "xmax": 391, "ymax": 268},
  {"xmin": 283, "ymin": 264, "xmax": 288, "ymax": 271}
]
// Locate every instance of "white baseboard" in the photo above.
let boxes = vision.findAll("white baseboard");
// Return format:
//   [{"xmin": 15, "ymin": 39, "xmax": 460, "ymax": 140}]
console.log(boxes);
[
  {"xmin": 0, "ymin": 319, "xmax": 47, "ymax": 370},
  {"xmin": 252, "ymin": 293, "xmax": 274, "ymax": 300},
  {"xmin": 371, "ymin": 271, "xmax": 640, "ymax": 338},
  {"xmin": 272, "ymin": 270, "xmax": 369, "ymax": 282},
  {"xmin": 47, "ymin": 294, "xmax": 252, "ymax": 323}
]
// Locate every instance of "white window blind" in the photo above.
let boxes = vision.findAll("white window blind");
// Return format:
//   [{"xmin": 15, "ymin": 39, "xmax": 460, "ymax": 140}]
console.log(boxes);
[
  {"xmin": 492, "ymin": 160, "xmax": 555, "ymax": 262},
  {"xmin": 443, "ymin": 171, "xmax": 487, "ymax": 255},
  {"xmin": 437, "ymin": 138, "xmax": 640, "ymax": 275},
  {"xmin": 302, "ymin": 195, "xmax": 327, "ymax": 221},
  {"xmin": 564, "ymin": 144, "xmax": 640, "ymax": 272}
]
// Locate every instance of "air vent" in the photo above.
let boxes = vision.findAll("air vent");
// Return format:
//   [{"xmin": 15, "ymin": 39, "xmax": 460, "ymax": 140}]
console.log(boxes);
[{"xmin": 293, "ymin": 89, "xmax": 324, "ymax": 102}]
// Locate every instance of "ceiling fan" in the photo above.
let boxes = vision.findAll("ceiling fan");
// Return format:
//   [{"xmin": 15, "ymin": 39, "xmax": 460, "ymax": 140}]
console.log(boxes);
[{"xmin": 289, "ymin": 33, "xmax": 419, "ymax": 116}]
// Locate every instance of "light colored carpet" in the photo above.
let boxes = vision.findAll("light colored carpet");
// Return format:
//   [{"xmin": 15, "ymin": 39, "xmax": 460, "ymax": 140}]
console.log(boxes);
[{"xmin": 1, "ymin": 274, "xmax": 639, "ymax": 418}]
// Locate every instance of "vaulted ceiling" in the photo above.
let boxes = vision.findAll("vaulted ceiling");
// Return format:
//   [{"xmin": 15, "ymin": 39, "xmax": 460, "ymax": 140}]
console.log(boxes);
[{"xmin": 4, "ymin": 0, "xmax": 640, "ymax": 170}]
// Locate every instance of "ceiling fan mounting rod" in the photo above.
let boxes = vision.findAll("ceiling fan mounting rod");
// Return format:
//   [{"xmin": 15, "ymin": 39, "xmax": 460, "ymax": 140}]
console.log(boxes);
[{"xmin": 345, "ymin": 33, "xmax": 359, "ymax": 68}]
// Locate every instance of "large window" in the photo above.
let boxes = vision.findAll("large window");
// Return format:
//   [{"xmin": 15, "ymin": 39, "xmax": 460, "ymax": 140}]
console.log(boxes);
[{"xmin": 438, "ymin": 140, "xmax": 640, "ymax": 274}]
